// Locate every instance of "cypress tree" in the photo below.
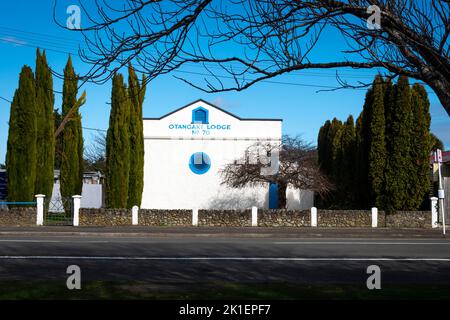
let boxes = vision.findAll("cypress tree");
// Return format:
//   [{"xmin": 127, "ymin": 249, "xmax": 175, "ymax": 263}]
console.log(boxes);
[
  {"xmin": 61, "ymin": 56, "xmax": 84, "ymax": 199},
  {"xmin": 327, "ymin": 118, "xmax": 344, "ymax": 206},
  {"xmin": 328, "ymin": 118, "xmax": 344, "ymax": 183},
  {"xmin": 384, "ymin": 76, "xmax": 413, "ymax": 211},
  {"xmin": 318, "ymin": 75, "xmax": 433, "ymax": 211},
  {"xmin": 318, "ymin": 124, "xmax": 325, "ymax": 165},
  {"xmin": 367, "ymin": 75, "xmax": 387, "ymax": 207},
  {"xmin": 34, "ymin": 49, "xmax": 55, "ymax": 198},
  {"xmin": 340, "ymin": 115, "xmax": 356, "ymax": 205},
  {"xmin": 6, "ymin": 66, "xmax": 37, "ymax": 202},
  {"xmin": 127, "ymin": 65, "xmax": 146, "ymax": 208},
  {"xmin": 384, "ymin": 78, "xmax": 395, "ymax": 139},
  {"xmin": 355, "ymin": 87, "xmax": 374, "ymax": 209},
  {"xmin": 354, "ymin": 113, "xmax": 365, "ymax": 208},
  {"xmin": 106, "ymin": 74, "xmax": 131, "ymax": 208},
  {"xmin": 317, "ymin": 120, "xmax": 332, "ymax": 207},
  {"xmin": 430, "ymin": 133, "xmax": 443, "ymax": 151},
  {"xmin": 54, "ymin": 109, "xmax": 63, "ymax": 169},
  {"xmin": 408, "ymin": 84, "xmax": 431, "ymax": 209},
  {"xmin": 317, "ymin": 120, "xmax": 331, "ymax": 174},
  {"xmin": 382, "ymin": 78, "xmax": 395, "ymax": 209}
]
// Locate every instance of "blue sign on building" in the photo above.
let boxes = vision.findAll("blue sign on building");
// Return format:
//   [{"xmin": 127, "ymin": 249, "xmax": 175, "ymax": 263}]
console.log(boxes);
[{"xmin": 0, "ymin": 171, "xmax": 7, "ymax": 200}]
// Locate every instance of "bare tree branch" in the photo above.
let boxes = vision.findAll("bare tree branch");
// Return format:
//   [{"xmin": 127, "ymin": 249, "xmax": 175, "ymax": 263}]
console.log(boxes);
[
  {"xmin": 54, "ymin": 91, "xmax": 86, "ymax": 138},
  {"xmin": 220, "ymin": 135, "xmax": 333, "ymax": 209},
  {"xmin": 56, "ymin": 0, "xmax": 450, "ymax": 116}
]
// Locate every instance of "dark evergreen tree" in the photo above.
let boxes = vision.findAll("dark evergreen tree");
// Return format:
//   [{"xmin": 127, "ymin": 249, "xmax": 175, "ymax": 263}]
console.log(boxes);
[
  {"xmin": 317, "ymin": 120, "xmax": 331, "ymax": 174},
  {"xmin": 367, "ymin": 75, "xmax": 387, "ymax": 207},
  {"xmin": 408, "ymin": 83, "xmax": 431, "ymax": 209},
  {"xmin": 61, "ymin": 56, "xmax": 84, "ymax": 199},
  {"xmin": 340, "ymin": 115, "xmax": 356, "ymax": 205},
  {"xmin": 354, "ymin": 113, "xmax": 365, "ymax": 208},
  {"xmin": 54, "ymin": 109, "xmax": 63, "ymax": 169},
  {"xmin": 328, "ymin": 118, "xmax": 344, "ymax": 183},
  {"xmin": 355, "ymin": 87, "xmax": 374, "ymax": 208},
  {"xmin": 384, "ymin": 76, "xmax": 413, "ymax": 211},
  {"xmin": 320, "ymin": 118, "xmax": 343, "ymax": 207},
  {"xmin": 106, "ymin": 74, "xmax": 131, "ymax": 208},
  {"xmin": 318, "ymin": 75, "xmax": 435, "ymax": 211},
  {"xmin": 127, "ymin": 65, "xmax": 146, "ymax": 208},
  {"xmin": 383, "ymin": 78, "xmax": 395, "ymax": 134},
  {"xmin": 6, "ymin": 66, "xmax": 37, "ymax": 202},
  {"xmin": 430, "ymin": 133, "xmax": 444, "ymax": 151},
  {"xmin": 34, "ymin": 49, "xmax": 55, "ymax": 197}
]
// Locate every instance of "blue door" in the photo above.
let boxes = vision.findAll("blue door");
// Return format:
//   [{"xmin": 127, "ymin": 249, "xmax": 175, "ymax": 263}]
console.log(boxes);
[{"xmin": 269, "ymin": 183, "xmax": 278, "ymax": 209}]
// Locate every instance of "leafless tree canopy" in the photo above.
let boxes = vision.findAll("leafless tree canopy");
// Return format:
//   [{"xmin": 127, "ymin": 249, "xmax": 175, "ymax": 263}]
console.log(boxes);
[
  {"xmin": 84, "ymin": 132, "xmax": 106, "ymax": 173},
  {"xmin": 57, "ymin": 0, "xmax": 450, "ymax": 116},
  {"xmin": 220, "ymin": 136, "xmax": 332, "ymax": 208}
]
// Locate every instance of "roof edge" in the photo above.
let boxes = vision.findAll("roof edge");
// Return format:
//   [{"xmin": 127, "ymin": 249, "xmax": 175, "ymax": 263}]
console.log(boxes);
[{"xmin": 143, "ymin": 99, "xmax": 283, "ymax": 122}]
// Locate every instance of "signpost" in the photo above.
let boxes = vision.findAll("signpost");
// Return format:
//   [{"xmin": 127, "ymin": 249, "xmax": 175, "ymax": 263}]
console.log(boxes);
[{"xmin": 435, "ymin": 150, "xmax": 446, "ymax": 235}]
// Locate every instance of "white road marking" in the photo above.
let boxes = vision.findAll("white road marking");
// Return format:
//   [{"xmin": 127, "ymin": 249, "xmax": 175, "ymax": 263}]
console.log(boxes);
[
  {"xmin": 274, "ymin": 242, "xmax": 450, "ymax": 245},
  {"xmin": 0, "ymin": 240, "xmax": 109, "ymax": 243},
  {"xmin": 0, "ymin": 256, "xmax": 449, "ymax": 261}
]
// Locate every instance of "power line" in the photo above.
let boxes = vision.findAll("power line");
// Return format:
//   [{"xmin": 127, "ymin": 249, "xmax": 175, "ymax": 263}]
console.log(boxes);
[
  {"xmin": 0, "ymin": 33, "xmax": 372, "ymax": 91},
  {"xmin": 0, "ymin": 26, "xmax": 385, "ymax": 78},
  {"xmin": 83, "ymin": 126, "xmax": 107, "ymax": 133},
  {"xmin": 172, "ymin": 70, "xmax": 368, "ymax": 90},
  {"xmin": 0, "ymin": 96, "xmax": 11, "ymax": 103},
  {"xmin": 0, "ymin": 31, "xmax": 82, "ymax": 52},
  {"xmin": 0, "ymin": 26, "xmax": 440, "ymax": 95},
  {"xmin": 0, "ymin": 26, "xmax": 81, "ymax": 44},
  {"xmin": 1, "ymin": 93, "xmax": 107, "ymax": 132},
  {"xmin": 0, "ymin": 26, "xmax": 381, "ymax": 79},
  {"xmin": 0, "ymin": 37, "xmax": 79, "ymax": 57}
]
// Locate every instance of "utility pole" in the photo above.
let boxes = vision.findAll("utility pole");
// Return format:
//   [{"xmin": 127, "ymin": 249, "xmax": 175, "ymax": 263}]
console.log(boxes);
[{"xmin": 435, "ymin": 149, "xmax": 446, "ymax": 235}]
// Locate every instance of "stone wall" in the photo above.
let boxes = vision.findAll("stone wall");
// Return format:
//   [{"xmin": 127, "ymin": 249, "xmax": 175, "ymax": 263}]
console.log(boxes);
[
  {"xmin": 68, "ymin": 208, "xmax": 433, "ymax": 228},
  {"xmin": 0, "ymin": 207, "xmax": 36, "ymax": 226},
  {"xmin": 79, "ymin": 208, "xmax": 131, "ymax": 226},
  {"xmin": 317, "ymin": 210, "xmax": 431, "ymax": 228},
  {"xmin": 318, "ymin": 210, "xmax": 372, "ymax": 227},
  {"xmin": 139, "ymin": 209, "xmax": 191, "ymax": 226},
  {"xmin": 199, "ymin": 209, "xmax": 250, "ymax": 227},
  {"xmin": 259, "ymin": 209, "xmax": 310, "ymax": 227},
  {"xmin": 383, "ymin": 211, "xmax": 431, "ymax": 229}
]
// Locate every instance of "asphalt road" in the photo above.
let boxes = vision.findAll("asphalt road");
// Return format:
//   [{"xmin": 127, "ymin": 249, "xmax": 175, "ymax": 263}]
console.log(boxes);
[{"xmin": 1, "ymin": 230, "xmax": 450, "ymax": 285}]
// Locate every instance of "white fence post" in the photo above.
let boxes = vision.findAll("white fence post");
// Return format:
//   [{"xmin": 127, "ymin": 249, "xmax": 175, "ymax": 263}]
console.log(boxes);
[
  {"xmin": 72, "ymin": 195, "xmax": 82, "ymax": 227},
  {"xmin": 251, "ymin": 206, "xmax": 258, "ymax": 227},
  {"xmin": 431, "ymin": 197, "xmax": 439, "ymax": 228},
  {"xmin": 371, "ymin": 207, "xmax": 378, "ymax": 228},
  {"xmin": 132, "ymin": 205, "xmax": 139, "ymax": 225},
  {"xmin": 192, "ymin": 208, "xmax": 198, "ymax": 226},
  {"xmin": 311, "ymin": 207, "xmax": 317, "ymax": 227},
  {"xmin": 35, "ymin": 194, "xmax": 45, "ymax": 226}
]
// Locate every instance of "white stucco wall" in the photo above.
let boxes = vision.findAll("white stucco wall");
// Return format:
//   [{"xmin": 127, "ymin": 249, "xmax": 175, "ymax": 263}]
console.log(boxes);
[
  {"xmin": 141, "ymin": 99, "xmax": 313, "ymax": 210},
  {"xmin": 286, "ymin": 187, "xmax": 315, "ymax": 210}
]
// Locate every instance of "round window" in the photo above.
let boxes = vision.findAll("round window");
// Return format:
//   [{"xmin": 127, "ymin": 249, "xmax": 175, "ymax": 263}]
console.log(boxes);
[{"xmin": 189, "ymin": 152, "xmax": 211, "ymax": 175}]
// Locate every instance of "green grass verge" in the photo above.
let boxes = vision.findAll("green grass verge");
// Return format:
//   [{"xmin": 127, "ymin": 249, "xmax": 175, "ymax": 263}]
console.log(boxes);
[{"xmin": 1, "ymin": 281, "xmax": 450, "ymax": 300}]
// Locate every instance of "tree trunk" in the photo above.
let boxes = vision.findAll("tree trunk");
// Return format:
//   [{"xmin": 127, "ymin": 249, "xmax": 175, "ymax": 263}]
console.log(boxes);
[{"xmin": 278, "ymin": 182, "xmax": 287, "ymax": 209}]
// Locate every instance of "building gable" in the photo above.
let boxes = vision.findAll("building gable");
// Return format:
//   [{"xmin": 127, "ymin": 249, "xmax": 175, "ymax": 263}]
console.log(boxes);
[
  {"xmin": 143, "ymin": 99, "xmax": 282, "ymax": 140},
  {"xmin": 143, "ymin": 99, "xmax": 282, "ymax": 122}
]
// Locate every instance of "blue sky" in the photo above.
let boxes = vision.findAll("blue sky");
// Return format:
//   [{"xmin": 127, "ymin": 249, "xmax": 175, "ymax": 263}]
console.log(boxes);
[{"xmin": 0, "ymin": 1, "xmax": 449, "ymax": 164}]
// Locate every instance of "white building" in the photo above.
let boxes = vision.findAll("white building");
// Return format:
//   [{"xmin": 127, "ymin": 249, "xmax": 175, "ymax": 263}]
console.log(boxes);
[
  {"xmin": 51, "ymin": 170, "xmax": 104, "ymax": 209},
  {"xmin": 142, "ymin": 99, "xmax": 313, "ymax": 210}
]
